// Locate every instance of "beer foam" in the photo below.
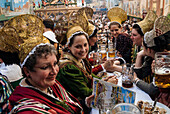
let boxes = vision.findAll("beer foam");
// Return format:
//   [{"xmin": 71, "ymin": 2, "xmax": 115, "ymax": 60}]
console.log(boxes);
[{"xmin": 155, "ymin": 69, "xmax": 170, "ymax": 75}]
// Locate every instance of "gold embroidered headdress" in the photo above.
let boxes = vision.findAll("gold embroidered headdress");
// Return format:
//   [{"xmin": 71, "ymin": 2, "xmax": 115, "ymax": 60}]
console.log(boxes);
[
  {"xmin": 144, "ymin": 16, "xmax": 170, "ymax": 47},
  {"xmin": 77, "ymin": 7, "xmax": 93, "ymax": 20},
  {"xmin": 66, "ymin": 11, "xmax": 89, "ymax": 45},
  {"xmin": 107, "ymin": 7, "xmax": 127, "ymax": 26},
  {"xmin": 0, "ymin": 14, "xmax": 49, "ymax": 67},
  {"xmin": 78, "ymin": 7, "xmax": 96, "ymax": 37},
  {"xmin": 136, "ymin": 10, "xmax": 157, "ymax": 34}
]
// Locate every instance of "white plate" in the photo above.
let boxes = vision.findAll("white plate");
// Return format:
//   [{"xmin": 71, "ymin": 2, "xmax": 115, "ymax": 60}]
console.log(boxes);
[{"xmin": 137, "ymin": 100, "xmax": 170, "ymax": 114}]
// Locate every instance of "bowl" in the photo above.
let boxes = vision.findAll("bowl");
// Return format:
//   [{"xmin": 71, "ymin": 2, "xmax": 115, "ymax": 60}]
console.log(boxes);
[{"xmin": 111, "ymin": 103, "xmax": 141, "ymax": 114}]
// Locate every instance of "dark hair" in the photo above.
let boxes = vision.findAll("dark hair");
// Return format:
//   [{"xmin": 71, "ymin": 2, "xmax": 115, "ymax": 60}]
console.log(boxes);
[
  {"xmin": 23, "ymin": 44, "xmax": 57, "ymax": 74},
  {"xmin": 125, "ymin": 25, "xmax": 130, "ymax": 31},
  {"xmin": 89, "ymin": 28, "xmax": 97, "ymax": 38},
  {"xmin": 0, "ymin": 51, "xmax": 20, "ymax": 66},
  {"xmin": 143, "ymin": 31, "xmax": 170, "ymax": 52},
  {"xmin": 132, "ymin": 24, "xmax": 144, "ymax": 36},
  {"xmin": 143, "ymin": 40, "xmax": 157, "ymax": 51},
  {"xmin": 109, "ymin": 22, "xmax": 121, "ymax": 29},
  {"xmin": 154, "ymin": 31, "xmax": 170, "ymax": 52},
  {"xmin": 43, "ymin": 19, "xmax": 54, "ymax": 30}
]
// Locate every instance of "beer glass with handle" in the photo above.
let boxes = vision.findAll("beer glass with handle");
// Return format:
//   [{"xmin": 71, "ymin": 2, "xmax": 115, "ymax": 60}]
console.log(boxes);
[{"xmin": 155, "ymin": 52, "xmax": 170, "ymax": 88}]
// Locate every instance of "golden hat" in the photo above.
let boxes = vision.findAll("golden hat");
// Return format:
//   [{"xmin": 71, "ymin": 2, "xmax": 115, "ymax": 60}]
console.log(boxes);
[
  {"xmin": 87, "ymin": 23, "xmax": 96, "ymax": 37},
  {"xmin": 54, "ymin": 12, "xmax": 71, "ymax": 44},
  {"xmin": 77, "ymin": 7, "xmax": 96, "ymax": 37},
  {"xmin": 137, "ymin": 10, "xmax": 157, "ymax": 34},
  {"xmin": 107, "ymin": 7, "xmax": 127, "ymax": 25},
  {"xmin": 66, "ymin": 11, "xmax": 89, "ymax": 45},
  {"xmin": 77, "ymin": 7, "xmax": 94, "ymax": 20},
  {"xmin": 0, "ymin": 14, "xmax": 49, "ymax": 66},
  {"xmin": 144, "ymin": 16, "xmax": 170, "ymax": 47}
]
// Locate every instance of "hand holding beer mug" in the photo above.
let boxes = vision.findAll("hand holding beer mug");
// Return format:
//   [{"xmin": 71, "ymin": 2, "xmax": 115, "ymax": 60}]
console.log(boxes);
[
  {"xmin": 122, "ymin": 64, "xmax": 133, "ymax": 88},
  {"xmin": 155, "ymin": 52, "xmax": 170, "ymax": 88}
]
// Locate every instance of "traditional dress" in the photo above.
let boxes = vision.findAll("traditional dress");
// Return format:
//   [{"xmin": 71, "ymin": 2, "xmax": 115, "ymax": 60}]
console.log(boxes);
[
  {"xmin": 115, "ymin": 33, "xmax": 133, "ymax": 64},
  {"xmin": 57, "ymin": 52, "xmax": 100, "ymax": 113},
  {"xmin": 8, "ymin": 78, "xmax": 82, "ymax": 114},
  {"xmin": 133, "ymin": 56, "xmax": 154, "ymax": 83},
  {"xmin": 0, "ymin": 74, "xmax": 13, "ymax": 113},
  {"xmin": 131, "ymin": 45, "xmax": 142, "ymax": 64}
]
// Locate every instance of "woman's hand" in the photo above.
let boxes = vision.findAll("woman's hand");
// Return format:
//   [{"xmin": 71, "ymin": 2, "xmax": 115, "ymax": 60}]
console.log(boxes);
[
  {"xmin": 103, "ymin": 59, "xmax": 115, "ymax": 72},
  {"xmin": 85, "ymin": 95, "xmax": 94, "ymax": 107},
  {"xmin": 103, "ymin": 76, "xmax": 118, "ymax": 85}
]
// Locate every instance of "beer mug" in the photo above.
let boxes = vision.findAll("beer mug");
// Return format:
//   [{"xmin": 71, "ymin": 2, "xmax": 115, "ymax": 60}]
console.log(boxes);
[
  {"xmin": 155, "ymin": 52, "xmax": 170, "ymax": 88},
  {"xmin": 108, "ymin": 42, "xmax": 116, "ymax": 58},
  {"xmin": 122, "ymin": 64, "xmax": 133, "ymax": 88},
  {"xmin": 99, "ymin": 44, "xmax": 107, "ymax": 60}
]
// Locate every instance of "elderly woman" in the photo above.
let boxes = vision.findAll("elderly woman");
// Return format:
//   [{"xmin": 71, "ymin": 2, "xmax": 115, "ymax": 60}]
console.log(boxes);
[
  {"xmin": 2, "ymin": 14, "xmax": 83, "ymax": 113},
  {"xmin": 7, "ymin": 44, "xmax": 83, "ymax": 113}
]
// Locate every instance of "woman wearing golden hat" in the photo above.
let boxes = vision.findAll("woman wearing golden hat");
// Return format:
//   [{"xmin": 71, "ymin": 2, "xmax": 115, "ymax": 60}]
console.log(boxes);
[
  {"xmin": 78, "ymin": 7, "xmax": 118, "ymax": 74},
  {"xmin": 56, "ymin": 11, "xmax": 118, "ymax": 114},
  {"xmin": 132, "ymin": 11, "xmax": 158, "ymax": 83},
  {"xmin": 4, "ymin": 14, "xmax": 83, "ymax": 113},
  {"xmin": 107, "ymin": 7, "xmax": 133, "ymax": 64},
  {"xmin": 133, "ymin": 16, "xmax": 170, "ymax": 108},
  {"xmin": 131, "ymin": 10, "xmax": 157, "ymax": 63}
]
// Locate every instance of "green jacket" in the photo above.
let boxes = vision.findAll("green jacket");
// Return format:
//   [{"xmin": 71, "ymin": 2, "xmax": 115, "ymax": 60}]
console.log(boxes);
[{"xmin": 56, "ymin": 52, "xmax": 99, "ymax": 100}]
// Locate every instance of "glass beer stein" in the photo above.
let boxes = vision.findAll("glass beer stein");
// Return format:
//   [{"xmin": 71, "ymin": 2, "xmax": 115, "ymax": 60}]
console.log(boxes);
[
  {"xmin": 108, "ymin": 42, "xmax": 116, "ymax": 58},
  {"xmin": 99, "ymin": 44, "xmax": 107, "ymax": 60},
  {"xmin": 155, "ymin": 52, "xmax": 170, "ymax": 88},
  {"xmin": 122, "ymin": 64, "xmax": 133, "ymax": 88}
]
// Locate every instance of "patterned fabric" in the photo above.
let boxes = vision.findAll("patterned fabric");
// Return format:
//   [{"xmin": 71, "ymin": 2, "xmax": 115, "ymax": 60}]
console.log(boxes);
[
  {"xmin": 92, "ymin": 65, "xmax": 103, "ymax": 75},
  {"xmin": 57, "ymin": 52, "xmax": 100, "ymax": 114},
  {"xmin": 115, "ymin": 33, "xmax": 133, "ymax": 64},
  {"xmin": 131, "ymin": 45, "xmax": 142, "ymax": 64},
  {"xmin": 9, "ymin": 98, "xmax": 51, "ymax": 114},
  {"xmin": 7, "ymin": 79, "xmax": 82, "ymax": 114},
  {"xmin": 57, "ymin": 52, "xmax": 95, "ymax": 100},
  {"xmin": 0, "ymin": 74, "xmax": 13, "ymax": 113}
]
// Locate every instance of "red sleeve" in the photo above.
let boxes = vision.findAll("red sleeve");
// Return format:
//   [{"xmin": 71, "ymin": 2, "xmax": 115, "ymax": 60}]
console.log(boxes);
[
  {"xmin": 88, "ymin": 58, "xmax": 97, "ymax": 65},
  {"xmin": 92, "ymin": 65, "xmax": 103, "ymax": 75}
]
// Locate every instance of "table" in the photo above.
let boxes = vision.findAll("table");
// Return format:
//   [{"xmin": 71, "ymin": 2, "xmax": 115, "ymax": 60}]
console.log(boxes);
[{"xmin": 91, "ymin": 72, "xmax": 153, "ymax": 114}]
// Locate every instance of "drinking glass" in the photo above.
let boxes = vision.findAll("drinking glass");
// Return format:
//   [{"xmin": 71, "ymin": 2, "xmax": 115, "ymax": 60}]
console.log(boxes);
[
  {"xmin": 154, "ymin": 52, "xmax": 170, "ymax": 88},
  {"xmin": 111, "ymin": 103, "xmax": 141, "ymax": 114},
  {"xmin": 122, "ymin": 64, "xmax": 133, "ymax": 88},
  {"xmin": 108, "ymin": 42, "xmax": 116, "ymax": 58},
  {"xmin": 99, "ymin": 44, "xmax": 107, "ymax": 61}
]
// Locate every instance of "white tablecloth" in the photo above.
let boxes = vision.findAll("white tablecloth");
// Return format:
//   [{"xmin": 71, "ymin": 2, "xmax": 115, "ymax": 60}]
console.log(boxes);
[{"xmin": 91, "ymin": 72, "xmax": 153, "ymax": 114}]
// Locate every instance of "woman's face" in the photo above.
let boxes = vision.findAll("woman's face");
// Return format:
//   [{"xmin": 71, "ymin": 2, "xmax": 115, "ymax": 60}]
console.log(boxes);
[
  {"xmin": 110, "ymin": 24, "xmax": 121, "ymax": 38},
  {"xmin": 27, "ymin": 53, "xmax": 59, "ymax": 91},
  {"xmin": 89, "ymin": 36, "xmax": 97, "ymax": 46},
  {"xmin": 131, "ymin": 29, "xmax": 143, "ymax": 46},
  {"xmin": 68, "ymin": 35, "xmax": 89, "ymax": 61}
]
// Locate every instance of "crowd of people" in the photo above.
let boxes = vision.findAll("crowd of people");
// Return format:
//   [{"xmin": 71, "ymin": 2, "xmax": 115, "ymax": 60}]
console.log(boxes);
[{"xmin": 0, "ymin": 6, "xmax": 169, "ymax": 114}]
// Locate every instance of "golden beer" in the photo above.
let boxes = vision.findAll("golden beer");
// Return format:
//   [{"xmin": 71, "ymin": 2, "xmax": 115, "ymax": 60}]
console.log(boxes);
[
  {"xmin": 100, "ymin": 52, "xmax": 107, "ymax": 59},
  {"xmin": 154, "ymin": 52, "xmax": 170, "ymax": 88},
  {"xmin": 155, "ymin": 70, "xmax": 170, "ymax": 88},
  {"xmin": 108, "ymin": 51, "xmax": 115, "ymax": 58}
]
